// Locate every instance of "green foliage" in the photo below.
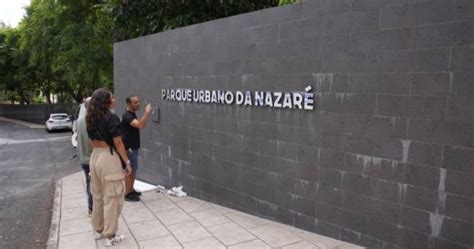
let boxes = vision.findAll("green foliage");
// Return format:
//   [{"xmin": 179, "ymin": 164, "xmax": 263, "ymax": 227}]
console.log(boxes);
[
  {"xmin": 18, "ymin": 0, "xmax": 59, "ymax": 103},
  {"xmin": 0, "ymin": 26, "xmax": 37, "ymax": 104},
  {"xmin": 1, "ymin": 0, "xmax": 280, "ymax": 104},
  {"xmin": 19, "ymin": 0, "xmax": 113, "ymax": 103},
  {"xmin": 99, "ymin": 0, "xmax": 278, "ymax": 41},
  {"xmin": 278, "ymin": 0, "xmax": 298, "ymax": 6},
  {"xmin": 33, "ymin": 93, "xmax": 46, "ymax": 104}
]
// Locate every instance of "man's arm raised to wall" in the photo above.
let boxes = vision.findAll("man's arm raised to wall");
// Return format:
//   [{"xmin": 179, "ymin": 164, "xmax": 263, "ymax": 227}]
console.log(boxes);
[{"xmin": 130, "ymin": 103, "xmax": 153, "ymax": 129}]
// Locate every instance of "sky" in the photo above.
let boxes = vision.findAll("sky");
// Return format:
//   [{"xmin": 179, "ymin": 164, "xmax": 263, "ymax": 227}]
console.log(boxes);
[{"xmin": 0, "ymin": 0, "xmax": 31, "ymax": 27}]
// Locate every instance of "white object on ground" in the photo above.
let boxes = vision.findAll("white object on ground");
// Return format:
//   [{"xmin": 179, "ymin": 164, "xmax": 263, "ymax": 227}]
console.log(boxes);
[
  {"xmin": 156, "ymin": 185, "xmax": 187, "ymax": 197},
  {"xmin": 172, "ymin": 186, "xmax": 187, "ymax": 197},
  {"xmin": 133, "ymin": 180, "xmax": 158, "ymax": 193},
  {"xmin": 157, "ymin": 185, "xmax": 166, "ymax": 193}
]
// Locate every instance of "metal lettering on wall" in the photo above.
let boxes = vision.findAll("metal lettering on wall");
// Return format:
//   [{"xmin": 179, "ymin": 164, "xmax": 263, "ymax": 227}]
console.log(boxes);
[{"xmin": 161, "ymin": 85, "xmax": 315, "ymax": 111}]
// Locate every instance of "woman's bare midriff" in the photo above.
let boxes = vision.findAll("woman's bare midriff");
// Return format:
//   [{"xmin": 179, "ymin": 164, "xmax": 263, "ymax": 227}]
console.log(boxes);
[{"xmin": 91, "ymin": 140, "xmax": 109, "ymax": 148}]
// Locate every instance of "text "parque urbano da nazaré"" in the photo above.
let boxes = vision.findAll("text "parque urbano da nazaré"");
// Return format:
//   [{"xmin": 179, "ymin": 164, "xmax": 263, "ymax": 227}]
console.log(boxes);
[{"xmin": 162, "ymin": 86, "xmax": 315, "ymax": 111}]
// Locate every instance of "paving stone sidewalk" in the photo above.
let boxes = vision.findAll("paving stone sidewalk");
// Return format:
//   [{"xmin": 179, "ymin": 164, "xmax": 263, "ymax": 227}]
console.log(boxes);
[{"xmin": 49, "ymin": 172, "xmax": 364, "ymax": 249}]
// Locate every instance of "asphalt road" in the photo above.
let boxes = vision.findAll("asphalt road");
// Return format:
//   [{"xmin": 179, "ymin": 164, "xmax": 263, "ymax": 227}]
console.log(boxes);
[{"xmin": 0, "ymin": 120, "xmax": 80, "ymax": 249}]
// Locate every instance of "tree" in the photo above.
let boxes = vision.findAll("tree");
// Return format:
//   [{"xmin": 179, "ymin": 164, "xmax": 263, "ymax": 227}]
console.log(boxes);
[
  {"xmin": 19, "ymin": 0, "xmax": 113, "ymax": 103},
  {"xmin": 4, "ymin": 0, "xmax": 283, "ymax": 104},
  {"xmin": 0, "ymin": 26, "xmax": 37, "ymax": 104},
  {"xmin": 51, "ymin": 0, "xmax": 113, "ymax": 102},
  {"xmin": 99, "ymin": 0, "xmax": 279, "ymax": 41},
  {"xmin": 19, "ymin": 0, "xmax": 61, "ymax": 103}
]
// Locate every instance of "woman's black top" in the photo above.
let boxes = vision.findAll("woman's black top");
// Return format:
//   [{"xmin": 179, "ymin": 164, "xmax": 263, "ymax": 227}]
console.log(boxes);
[{"xmin": 87, "ymin": 111, "xmax": 122, "ymax": 143}]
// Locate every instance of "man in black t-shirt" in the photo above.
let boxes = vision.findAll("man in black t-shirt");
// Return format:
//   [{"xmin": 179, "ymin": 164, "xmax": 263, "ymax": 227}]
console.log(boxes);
[{"xmin": 122, "ymin": 95, "xmax": 153, "ymax": 202}]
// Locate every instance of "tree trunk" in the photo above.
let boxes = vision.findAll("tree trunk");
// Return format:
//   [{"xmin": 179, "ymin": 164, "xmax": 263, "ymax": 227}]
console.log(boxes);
[
  {"xmin": 65, "ymin": 81, "xmax": 83, "ymax": 103},
  {"xmin": 59, "ymin": 87, "xmax": 63, "ymax": 103},
  {"xmin": 45, "ymin": 90, "xmax": 52, "ymax": 104},
  {"xmin": 17, "ymin": 89, "xmax": 28, "ymax": 105}
]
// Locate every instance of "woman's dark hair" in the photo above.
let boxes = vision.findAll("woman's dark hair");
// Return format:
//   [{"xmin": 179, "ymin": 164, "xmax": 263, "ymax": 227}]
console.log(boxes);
[{"xmin": 86, "ymin": 88, "xmax": 112, "ymax": 131}]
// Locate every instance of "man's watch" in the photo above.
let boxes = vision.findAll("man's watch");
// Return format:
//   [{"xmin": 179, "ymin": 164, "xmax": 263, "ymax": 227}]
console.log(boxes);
[{"xmin": 126, "ymin": 160, "xmax": 131, "ymax": 165}]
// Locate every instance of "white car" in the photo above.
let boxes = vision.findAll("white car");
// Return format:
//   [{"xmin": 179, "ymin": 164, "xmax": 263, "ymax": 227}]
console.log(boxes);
[{"xmin": 45, "ymin": 113, "xmax": 73, "ymax": 133}]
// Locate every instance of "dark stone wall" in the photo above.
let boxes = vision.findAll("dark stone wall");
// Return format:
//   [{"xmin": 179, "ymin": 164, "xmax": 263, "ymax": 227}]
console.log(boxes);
[
  {"xmin": 0, "ymin": 104, "xmax": 77, "ymax": 124},
  {"xmin": 114, "ymin": 1, "xmax": 474, "ymax": 248}
]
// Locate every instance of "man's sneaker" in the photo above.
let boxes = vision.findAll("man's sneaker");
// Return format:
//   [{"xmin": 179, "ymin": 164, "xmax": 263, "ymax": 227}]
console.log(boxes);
[
  {"xmin": 125, "ymin": 193, "xmax": 140, "ymax": 202},
  {"xmin": 88, "ymin": 209, "xmax": 92, "ymax": 217},
  {"xmin": 105, "ymin": 234, "xmax": 125, "ymax": 247},
  {"xmin": 130, "ymin": 190, "xmax": 142, "ymax": 196}
]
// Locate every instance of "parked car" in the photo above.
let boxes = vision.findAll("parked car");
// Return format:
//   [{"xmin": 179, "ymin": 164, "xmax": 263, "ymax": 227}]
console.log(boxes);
[{"xmin": 45, "ymin": 113, "xmax": 73, "ymax": 133}]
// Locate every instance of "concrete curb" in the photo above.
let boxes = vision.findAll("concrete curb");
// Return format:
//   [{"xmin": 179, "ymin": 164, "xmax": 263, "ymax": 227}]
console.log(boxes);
[
  {"xmin": 0, "ymin": 116, "xmax": 45, "ymax": 129},
  {"xmin": 47, "ymin": 179, "xmax": 62, "ymax": 249}
]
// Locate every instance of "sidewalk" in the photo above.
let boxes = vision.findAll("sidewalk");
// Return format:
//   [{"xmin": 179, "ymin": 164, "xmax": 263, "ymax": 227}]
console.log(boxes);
[{"xmin": 49, "ymin": 172, "xmax": 364, "ymax": 249}]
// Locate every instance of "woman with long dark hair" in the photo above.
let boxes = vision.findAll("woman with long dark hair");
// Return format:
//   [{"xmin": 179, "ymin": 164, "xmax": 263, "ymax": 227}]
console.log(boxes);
[{"xmin": 86, "ymin": 88, "xmax": 132, "ymax": 247}]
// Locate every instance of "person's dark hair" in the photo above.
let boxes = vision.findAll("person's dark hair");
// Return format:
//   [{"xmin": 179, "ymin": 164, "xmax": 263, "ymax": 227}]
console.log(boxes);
[
  {"xmin": 126, "ymin": 95, "xmax": 137, "ymax": 105},
  {"xmin": 86, "ymin": 88, "xmax": 112, "ymax": 131}
]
